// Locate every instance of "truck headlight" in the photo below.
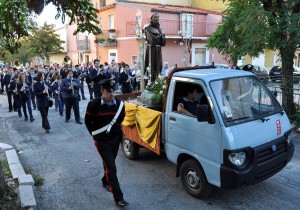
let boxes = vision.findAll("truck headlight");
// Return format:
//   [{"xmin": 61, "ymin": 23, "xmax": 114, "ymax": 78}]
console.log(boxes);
[
  {"xmin": 287, "ymin": 132, "xmax": 295, "ymax": 144},
  {"xmin": 228, "ymin": 151, "xmax": 246, "ymax": 166},
  {"xmin": 285, "ymin": 129, "xmax": 294, "ymax": 144}
]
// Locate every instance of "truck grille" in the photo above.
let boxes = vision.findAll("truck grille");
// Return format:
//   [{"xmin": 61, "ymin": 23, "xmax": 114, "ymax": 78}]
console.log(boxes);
[
  {"xmin": 257, "ymin": 141, "xmax": 287, "ymax": 165},
  {"xmin": 255, "ymin": 139, "xmax": 288, "ymax": 182}
]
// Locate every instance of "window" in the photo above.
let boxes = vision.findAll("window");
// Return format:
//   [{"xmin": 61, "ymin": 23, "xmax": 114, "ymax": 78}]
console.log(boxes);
[
  {"xmin": 108, "ymin": 14, "xmax": 115, "ymax": 39},
  {"xmin": 100, "ymin": 0, "xmax": 106, "ymax": 7},
  {"xmin": 182, "ymin": 14, "xmax": 193, "ymax": 37},
  {"xmin": 173, "ymin": 81, "xmax": 207, "ymax": 117},
  {"xmin": 132, "ymin": 56, "xmax": 137, "ymax": 64},
  {"xmin": 210, "ymin": 76, "xmax": 282, "ymax": 126},
  {"xmin": 99, "ymin": 17, "xmax": 102, "ymax": 30},
  {"xmin": 108, "ymin": 49, "xmax": 118, "ymax": 63}
]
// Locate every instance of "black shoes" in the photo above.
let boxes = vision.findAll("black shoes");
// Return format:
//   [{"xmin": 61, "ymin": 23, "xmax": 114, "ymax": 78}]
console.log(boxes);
[
  {"xmin": 102, "ymin": 183, "xmax": 111, "ymax": 192},
  {"xmin": 76, "ymin": 121, "xmax": 83, "ymax": 124},
  {"xmin": 30, "ymin": 118, "xmax": 35, "ymax": 122},
  {"xmin": 115, "ymin": 199, "xmax": 129, "ymax": 207},
  {"xmin": 24, "ymin": 118, "xmax": 28, "ymax": 121},
  {"xmin": 33, "ymin": 107, "xmax": 36, "ymax": 110},
  {"xmin": 82, "ymin": 97, "xmax": 87, "ymax": 100},
  {"xmin": 65, "ymin": 119, "xmax": 69, "ymax": 123},
  {"xmin": 45, "ymin": 129, "xmax": 50, "ymax": 133},
  {"xmin": 18, "ymin": 113, "xmax": 22, "ymax": 117}
]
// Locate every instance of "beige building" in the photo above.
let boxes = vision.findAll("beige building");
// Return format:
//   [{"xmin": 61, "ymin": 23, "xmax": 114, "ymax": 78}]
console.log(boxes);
[{"xmin": 48, "ymin": 25, "xmax": 68, "ymax": 65}]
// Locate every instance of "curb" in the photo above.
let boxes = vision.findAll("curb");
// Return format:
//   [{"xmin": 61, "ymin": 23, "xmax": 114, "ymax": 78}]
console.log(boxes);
[{"xmin": 1, "ymin": 143, "xmax": 37, "ymax": 209}]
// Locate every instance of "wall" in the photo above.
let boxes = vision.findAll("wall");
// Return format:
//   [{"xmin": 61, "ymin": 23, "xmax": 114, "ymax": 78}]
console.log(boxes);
[
  {"xmin": 66, "ymin": 23, "xmax": 98, "ymax": 65},
  {"xmin": 54, "ymin": 25, "xmax": 67, "ymax": 52},
  {"xmin": 192, "ymin": 0, "xmax": 227, "ymax": 12},
  {"xmin": 49, "ymin": 54, "xmax": 66, "ymax": 66},
  {"xmin": 265, "ymin": 50, "xmax": 274, "ymax": 69},
  {"xmin": 161, "ymin": 40, "xmax": 185, "ymax": 67},
  {"xmin": 120, "ymin": 0, "xmax": 192, "ymax": 7}
]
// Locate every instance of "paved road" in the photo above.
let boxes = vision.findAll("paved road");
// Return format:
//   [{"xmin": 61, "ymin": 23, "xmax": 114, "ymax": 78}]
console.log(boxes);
[{"xmin": 0, "ymin": 86, "xmax": 300, "ymax": 210}]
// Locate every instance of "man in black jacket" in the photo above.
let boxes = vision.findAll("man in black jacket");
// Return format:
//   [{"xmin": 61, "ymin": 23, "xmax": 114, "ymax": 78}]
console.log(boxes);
[
  {"xmin": 84, "ymin": 78, "xmax": 128, "ymax": 207},
  {"xmin": 90, "ymin": 59, "xmax": 109, "ymax": 98},
  {"xmin": 118, "ymin": 64, "xmax": 132, "ymax": 94},
  {"xmin": 73, "ymin": 64, "xmax": 86, "ymax": 100},
  {"xmin": 60, "ymin": 69, "xmax": 83, "ymax": 124},
  {"xmin": 3, "ymin": 68, "xmax": 13, "ymax": 111}
]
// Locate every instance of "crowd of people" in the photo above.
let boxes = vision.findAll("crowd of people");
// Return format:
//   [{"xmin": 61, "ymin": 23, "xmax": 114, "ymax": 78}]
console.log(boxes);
[{"xmin": 0, "ymin": 59, "xmax": 163, "ymax": 130}]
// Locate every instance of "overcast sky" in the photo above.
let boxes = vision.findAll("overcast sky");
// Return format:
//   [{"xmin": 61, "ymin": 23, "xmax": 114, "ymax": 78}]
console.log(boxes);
[{"xmin": 35, "ymin": 3, "xmax": 64, "ymax": 28}]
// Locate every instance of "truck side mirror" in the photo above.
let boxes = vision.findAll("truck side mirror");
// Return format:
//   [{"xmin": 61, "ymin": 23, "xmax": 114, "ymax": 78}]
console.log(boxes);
[{"xmin": 197, "ymin": 104, "xmax": 215, "ymax": 124}]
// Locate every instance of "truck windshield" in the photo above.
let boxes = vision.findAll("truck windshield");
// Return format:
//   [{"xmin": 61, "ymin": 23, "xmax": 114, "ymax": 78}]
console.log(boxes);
[{"xmin": 210, "ymin": 76, "xmax": 282, "ymax": 126}]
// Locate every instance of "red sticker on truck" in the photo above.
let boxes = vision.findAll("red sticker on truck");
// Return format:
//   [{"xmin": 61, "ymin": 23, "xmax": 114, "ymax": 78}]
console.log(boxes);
[{"xmin": 276, "ymin": 120, "xmax": 281, "ymax": 135}]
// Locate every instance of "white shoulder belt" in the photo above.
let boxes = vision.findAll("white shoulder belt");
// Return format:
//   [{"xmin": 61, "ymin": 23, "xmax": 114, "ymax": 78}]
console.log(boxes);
[{"xmin": 92, "ymin": 101, "xmax": 124, "ymax": 136}]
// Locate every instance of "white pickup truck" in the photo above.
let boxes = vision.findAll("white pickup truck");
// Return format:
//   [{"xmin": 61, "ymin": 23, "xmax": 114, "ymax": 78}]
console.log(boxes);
[{"xmin": 120, "ymin": 66, "xmax": 295, "ymax": 198}]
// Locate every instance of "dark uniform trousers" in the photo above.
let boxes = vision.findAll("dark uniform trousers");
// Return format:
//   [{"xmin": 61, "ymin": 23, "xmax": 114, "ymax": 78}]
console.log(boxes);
[
  {"xmin": 40, "ymin": 107, "xmax": 50, "ymax": 130},
  {"xmin": 7, "ymin": 90, "xmax": 13, "ymax": 111},
  {"xmin": 94, "ymin": 133, "xmax": 123, "ymax": 202},
  {"xmin": 64, "ymin": 97, "xmax": 80, "ymax": 122}
]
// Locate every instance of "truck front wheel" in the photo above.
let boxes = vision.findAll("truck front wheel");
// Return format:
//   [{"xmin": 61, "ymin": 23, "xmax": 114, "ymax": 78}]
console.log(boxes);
[
  {"xmin": 180, "ymin": 159, "xmax": 212, "ymax": 198},
  {"xmin": 121, "ymin": 138, "xmax": 139, "ymax": 160}
]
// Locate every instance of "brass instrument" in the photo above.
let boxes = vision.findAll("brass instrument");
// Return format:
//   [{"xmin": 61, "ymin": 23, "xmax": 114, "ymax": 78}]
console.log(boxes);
[
  {"xmin": 63, "ymin": 56, "xmax": 72, "ymax": 68},
  {"xmin": 44, "ymin": 83, "xmax": 49, "ymax": 96},
  {"xmin": 45, "ymin": 71, "xmax": 51, "ymax": 82},
  {"xmin": 90, "ymin": 68, "xmax": 102, "ymax": 89},
  {"xmin": 71, "ymin": 79, "xmax": 75, "ymax": 96},
  {"xmin": 14, "ymin": 59, "xmax": 21, "ymax": 67}
]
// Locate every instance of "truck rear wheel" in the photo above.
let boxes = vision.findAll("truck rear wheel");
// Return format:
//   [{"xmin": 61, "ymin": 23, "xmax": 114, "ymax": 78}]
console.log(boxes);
[
  {"xmin": 121, "ymin": 138, "xmax": 139, "ymax": 160},
  {"xmin": 180, "ymin": 159, "xmax": 212, "ymax": 198}
]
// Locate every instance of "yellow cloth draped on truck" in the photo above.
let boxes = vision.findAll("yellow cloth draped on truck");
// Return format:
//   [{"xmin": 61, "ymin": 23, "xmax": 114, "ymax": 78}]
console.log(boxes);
[{"xmin": 122, "ymin": 102, "xmax": 161, "ymax": 149}]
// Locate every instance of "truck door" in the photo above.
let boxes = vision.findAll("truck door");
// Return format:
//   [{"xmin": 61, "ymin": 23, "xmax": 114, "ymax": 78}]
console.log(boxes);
[{"xmin": 164, "ymin": 79, "xmax": 222, "ymax": 185}]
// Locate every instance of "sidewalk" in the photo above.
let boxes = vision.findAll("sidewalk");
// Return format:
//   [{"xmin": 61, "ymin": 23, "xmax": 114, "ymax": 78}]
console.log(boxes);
[{"xmin": 0, "ymin": 83, "xmax": 92, "ymax": 209}]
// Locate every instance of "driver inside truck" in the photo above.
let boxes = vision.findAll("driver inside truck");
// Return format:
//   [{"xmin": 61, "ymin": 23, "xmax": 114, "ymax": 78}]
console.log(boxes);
[{"xmin": 177, "ymin": 83, "xmax": 206, "ymax": 117}]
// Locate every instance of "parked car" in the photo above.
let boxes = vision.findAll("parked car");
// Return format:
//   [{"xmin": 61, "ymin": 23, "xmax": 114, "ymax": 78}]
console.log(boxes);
[
  {"xmin": 269, "ymin": 66, "xmax": 282, "ymax": 82},
  {"xmin": 240, "ymin": 64, "xmax": 270, "ymax": 84},
  {"xmin": 214, "ymin": 63, "xmax": 230, "ymax": 69},
  {"xmin": 268, "ymin": 66, "xmax": 300, "ymax": 83},
  {"xmin": 198, "ymin": 63, "xmax": 230, "ymax": 69}
]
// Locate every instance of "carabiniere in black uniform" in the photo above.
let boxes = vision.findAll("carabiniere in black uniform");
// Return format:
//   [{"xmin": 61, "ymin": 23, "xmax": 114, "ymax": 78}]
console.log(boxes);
[{"xmin": 84, "ymin": 78, "xmax": 128, "ymax": 207}]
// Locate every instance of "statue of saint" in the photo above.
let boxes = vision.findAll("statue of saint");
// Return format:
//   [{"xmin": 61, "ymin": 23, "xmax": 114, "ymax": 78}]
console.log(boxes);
[{"xmin": 144, "ymin": 13, "xmax": 166, "ymax": 82}]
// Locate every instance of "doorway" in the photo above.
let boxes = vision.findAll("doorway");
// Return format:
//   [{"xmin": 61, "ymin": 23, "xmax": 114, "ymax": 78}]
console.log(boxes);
[{"xmin": 191, "ymin": 44, "xmax": 208, "ymax": 66}]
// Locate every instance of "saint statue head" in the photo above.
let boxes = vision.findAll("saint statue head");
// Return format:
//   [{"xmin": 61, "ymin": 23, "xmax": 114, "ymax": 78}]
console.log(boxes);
[{"xmin": 150, "ymin": 13, "xmax": 160, "ymax": 26}]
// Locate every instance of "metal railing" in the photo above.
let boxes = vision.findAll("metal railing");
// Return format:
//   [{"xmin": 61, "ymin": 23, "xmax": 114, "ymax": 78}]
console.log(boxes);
[
  {"xmin": 76, "ymin": 39, "xmax": 90, "ymax": 52},
  {"xmin": 266, "ymin": 85, "xmax": 300, "ymax": 105},
  {"xmin": 126, "ymin": 19, "xmax": 219, "ymax": 37}
]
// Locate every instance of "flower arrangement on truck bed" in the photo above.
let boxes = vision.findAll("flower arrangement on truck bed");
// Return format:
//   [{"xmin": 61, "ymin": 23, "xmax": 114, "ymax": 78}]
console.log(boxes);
[{"xmin": 146, "ymin": 75, "xmax": 166, "ymax": 105}]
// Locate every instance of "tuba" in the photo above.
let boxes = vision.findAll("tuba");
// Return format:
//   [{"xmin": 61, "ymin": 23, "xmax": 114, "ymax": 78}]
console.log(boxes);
[
  {"xmin": 14, "ymin": 59, "xmax": 21, "ymax": 67},
  {"xmin": 63, "ymin": 56, "xmax": 72, "ymax": 68}
]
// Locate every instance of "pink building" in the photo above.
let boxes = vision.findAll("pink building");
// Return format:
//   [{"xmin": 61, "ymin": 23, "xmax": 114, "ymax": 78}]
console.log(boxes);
[{"xmin": 66, "ymin": 1, "xmax": 227, "ymax": 67}]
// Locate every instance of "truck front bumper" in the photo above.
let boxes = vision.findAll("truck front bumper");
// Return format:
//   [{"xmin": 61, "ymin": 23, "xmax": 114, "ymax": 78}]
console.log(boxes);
[{"xmin": 220, "ymin": 137, "xmax": 295, "ymax": 189}]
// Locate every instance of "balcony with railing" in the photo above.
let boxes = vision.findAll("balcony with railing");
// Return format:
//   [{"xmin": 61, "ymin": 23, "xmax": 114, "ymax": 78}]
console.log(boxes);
[
  {"xmin": 95, "ymin": 29, "xmax": 118, "ymax": 47},
  {"xmin": 77, "ymin": 39, "xmax": 90, "ymax": 52},
  {"xmin": 126, "ymin": 19, "xmax": 219, "ymax": 38}
]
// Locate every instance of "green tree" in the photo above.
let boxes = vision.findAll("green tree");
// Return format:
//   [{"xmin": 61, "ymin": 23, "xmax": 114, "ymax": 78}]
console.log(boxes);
[
  {"xmin": 207, "ymin": 0, "xmax": 300, "ymax": 115},
  {"xmin": 27, "ymin": 24, "xmax": 64, "ymax": 64},
  {"xmin": 3, "ymin": 39, "xmax": 34, "ymax": 65},
  {"xmin": 0, "ymin": 0, "xmax": 101, "ymax": 54}
]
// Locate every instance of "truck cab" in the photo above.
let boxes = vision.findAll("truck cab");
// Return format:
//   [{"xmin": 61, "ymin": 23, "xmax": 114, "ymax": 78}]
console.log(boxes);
[{"xmin": 121, "ymin": 68, "xmax": 295, "ymax": 198}]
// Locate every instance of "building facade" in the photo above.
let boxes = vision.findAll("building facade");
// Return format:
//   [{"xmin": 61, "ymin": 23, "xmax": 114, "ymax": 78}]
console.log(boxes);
[{"xmin": 63, "ymin": 0, "xmax": 226, "ymax": 68}]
